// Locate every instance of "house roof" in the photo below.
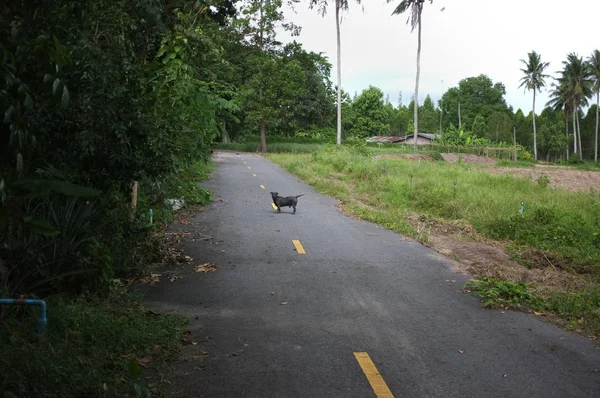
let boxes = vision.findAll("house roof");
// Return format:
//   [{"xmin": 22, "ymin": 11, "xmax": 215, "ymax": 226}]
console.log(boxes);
[
  {"xmin": 365, "ymin": 136, "xmax": 404, "ymax": 143},
  {"xmin": 366, "ymin": 133, "xmax": 439, "ymax": 143}
]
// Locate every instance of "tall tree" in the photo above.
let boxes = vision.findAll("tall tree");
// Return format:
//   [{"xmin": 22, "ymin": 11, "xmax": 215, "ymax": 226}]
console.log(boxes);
[
  {"xmin": 350, "ymin": 86, "xmax": 390, "ymax": 137},
  {"xmin": 440, "ymin": 75, "xmax": 509, "ymax": 131},
  {"xmin": 554, "ymin": 53, "xmax": 593, "ymax": 159},
  {"xmin": 310, "ymin": 0, "xmax": 362, "ymax": 145},
  {"xmin": 547, "ymin": 78, "xmax": 572, "ymax": 160},
  {"xmin": 519, "ymin": 51, "xmax": 550, "ymax": 160},
  {"xmin": 235, "ymin": 0, "xmax": 299, "ymax": 152},
  {"xmin": 388, "ymin": 0, "xmax": 433, "ymax": 149},
  {"xmin": 587, "ymin": 49, "xmax": 600, "ymax": 162},
  {"xmin": 418, "ymin": 95, "xmax": 439, "ymax": 132}
]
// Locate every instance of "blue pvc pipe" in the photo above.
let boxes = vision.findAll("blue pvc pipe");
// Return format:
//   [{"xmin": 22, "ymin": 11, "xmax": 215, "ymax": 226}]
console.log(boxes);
[{"xmin": 0, "ymin": 299, "xmax": 47, "ymax": 336}]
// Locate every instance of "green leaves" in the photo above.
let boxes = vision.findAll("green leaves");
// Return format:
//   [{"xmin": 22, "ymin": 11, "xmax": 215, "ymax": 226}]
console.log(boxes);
[
  {"xmin": 14, "ymin": 178, "xmax": 101, "ymax": 197},
  {"xmin": 349, "ymin": 86, "xmax": 390, "ymax": 138},
  {"xmin": 465, "ymin": 277, "xmax": 542, "ymax": 310}
]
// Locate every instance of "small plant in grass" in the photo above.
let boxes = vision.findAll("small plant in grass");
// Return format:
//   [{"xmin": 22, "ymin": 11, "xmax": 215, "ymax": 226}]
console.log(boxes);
[
  {"xmin": 344, "ymin": 136, "xmax": 373, "ymax": 156},
  {"xmin": 536, "ymin": 174, "xmax": 550, "ymax": 188},
  {"xmin": 428, "ymin": 151, "xmax": 444, "ymax": 161},
  {"xmin": 465, "ymin": 277, "xmax": 544, "ymax": 310}
]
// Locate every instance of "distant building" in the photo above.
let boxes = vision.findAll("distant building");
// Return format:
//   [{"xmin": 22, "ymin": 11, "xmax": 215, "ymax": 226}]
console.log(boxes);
[{"xmin": 366, "ymin": 133, "xmax": 439, "ymax": 145}]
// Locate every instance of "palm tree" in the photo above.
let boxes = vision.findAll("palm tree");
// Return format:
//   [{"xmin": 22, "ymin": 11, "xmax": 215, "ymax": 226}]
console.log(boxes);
[
  {"xmin": 560, "ymin": 53, "xmax": 593, "ymax": 159},
  {"xmin": 388, "ymin": 0, "xmax": 433, "ymax": 150},
  {"xmin": 309, "ymin": 0, "xmax": 362, "ymax": 145},
  {"xmin": 547, "ymin": 82, "xmax": 571, "ymax": 160},
  {"xmin": 519, "ymin": 51, "xmax": 550, "ymax": 161},
  {"xmin": 587, "ymin": 50, "xmax": 600, "ymax": 162}
]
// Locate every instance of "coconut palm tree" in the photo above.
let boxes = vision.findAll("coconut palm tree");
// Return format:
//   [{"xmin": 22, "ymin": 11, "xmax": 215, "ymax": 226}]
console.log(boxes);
[
  {"xmin": 388, "ymin": 0, "xmax": 433, "ymax": 150},
  {"xmin": 587, "ymin": 49, "xmax": 600, "ymax": 162},
  {"xmin": 547, "ymin": 81, "xmax": 571, "ymax": 160},
  {"xmin": 309, "ymin": 0, "xmax": 362, "ymax": 145},
  {"xmin": 559, "ymin": 53, "xmax": 593, "ymax": 159},
  {"xmin": 519, "ymin": 51, "xmax": 550, "ymax": 160}
]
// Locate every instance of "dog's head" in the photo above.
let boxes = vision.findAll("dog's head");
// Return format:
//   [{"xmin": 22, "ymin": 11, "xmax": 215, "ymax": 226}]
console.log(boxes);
[{"xmin": 269, "ymin": 192, "xmax": 279, "ymax": 200}]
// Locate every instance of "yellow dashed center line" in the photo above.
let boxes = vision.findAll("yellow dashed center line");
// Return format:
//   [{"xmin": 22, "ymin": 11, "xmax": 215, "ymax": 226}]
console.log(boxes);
[
  {"xmin": 248, "ymin": 166, "xmax": 251, "ymax": 169},
  {"xmin": 260, "ymin": 185, "xmax": 265, "ymax": 189},
  {"xmin": 253, "ymin": 174, "xmax": 256, "ymax": 177},
  {"xmin": 354, "ymin": 352, "xmax": 394, "ymax": 398},
  {"xmin": 271, "ymin": 203, "xmax": 277, "ymax": 210},
  {"xmin": 292, "ymin": 240, "xmax": 306, "ymax": 254}
]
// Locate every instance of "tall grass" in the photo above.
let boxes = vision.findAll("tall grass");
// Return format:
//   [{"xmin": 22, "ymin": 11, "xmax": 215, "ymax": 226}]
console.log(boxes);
[{"xmin": 269, "ymin": 146, "xmax": 600, "ymax": 275}]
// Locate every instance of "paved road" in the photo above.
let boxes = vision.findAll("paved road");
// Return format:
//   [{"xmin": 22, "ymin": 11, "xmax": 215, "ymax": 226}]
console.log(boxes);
[{"xmin": 138, "ymin": 150, "xmax": 600, "ymax": 398}]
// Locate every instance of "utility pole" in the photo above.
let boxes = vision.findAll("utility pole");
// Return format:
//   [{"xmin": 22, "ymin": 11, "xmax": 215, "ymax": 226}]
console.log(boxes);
[
  {"xmin": 439, "ymin": 79, "xmax": 444, "ymax": 137},
  {"xmin": 513, "ymin": 127, "xmax": 517, "ymax": 161}
]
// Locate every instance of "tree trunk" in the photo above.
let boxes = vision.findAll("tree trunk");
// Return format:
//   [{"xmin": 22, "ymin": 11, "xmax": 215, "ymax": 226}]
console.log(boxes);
[
  {"xmin": 335, "ymin": 2, "xmax": 342, "ymax": 146},
  {"xmin": 221, "ymin": 119, "xmax": 230, "ymax": 143},
  {"xmin": 594, "ymin": 88, "xmax": 600, "ymax": 162},
  {"xmin": 577, "ymin": 110, "xmax": 583, "ymax": 160},
  {"xmin": 573, "ymin": 102, "xmax": 578, "ymax": 155},
  {"xmin": 458, "ymin": 102, "xmax": 461, "ymax": 129},
  {"xmin": 413, "ymin": 7, "xmax": 422, "ymax": 150},
  {"xmin": 260, "ymin": 118, "xmax": 267, "ymax": 153},
  {"xmin": 565, "ymin": 110, "xmax": 569, "ymax": 161},
  {"xmin": 532, "ymin": 91, "xmax": 537, "ymax": 160}
]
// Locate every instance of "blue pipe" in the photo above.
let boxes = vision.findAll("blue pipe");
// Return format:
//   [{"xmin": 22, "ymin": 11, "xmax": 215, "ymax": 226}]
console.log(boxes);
[{"xmin": 0, "ymin": 299, "xmax": 47, "ymax": 336}]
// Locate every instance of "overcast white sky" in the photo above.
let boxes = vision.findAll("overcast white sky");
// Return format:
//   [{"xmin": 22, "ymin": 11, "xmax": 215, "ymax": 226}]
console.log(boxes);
[{"xmin": 276, "ymin": 0, "xmax": 600, "ymax": 113}]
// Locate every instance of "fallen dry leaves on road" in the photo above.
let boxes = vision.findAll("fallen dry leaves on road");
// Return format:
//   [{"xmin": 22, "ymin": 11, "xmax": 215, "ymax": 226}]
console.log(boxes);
[
  {"xmin": 195, "ymin": 263, "xmax": 218, "ymax": 273},
  {"xmin": 141, "ymin": 273, "xmax": 161, "ymax": 285}
]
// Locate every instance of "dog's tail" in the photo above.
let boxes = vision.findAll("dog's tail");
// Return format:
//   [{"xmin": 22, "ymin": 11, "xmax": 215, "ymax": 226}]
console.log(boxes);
[{"xmin": 295, "ymin": 194, "xmax": 305, "ymax": 198}]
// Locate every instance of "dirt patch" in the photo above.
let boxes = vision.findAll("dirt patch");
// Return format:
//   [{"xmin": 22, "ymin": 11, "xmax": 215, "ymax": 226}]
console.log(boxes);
[
  {"xmin": 380, "ymin": 151, "xmax": 600, "ymax": 192},
  {"xmin": 405, "ymin": 215, "xmax": 590, "ymax": 294},
  {"xmin": 487, "ymin": 166, "xmax": 600, "ymax": 193},
  {"xmin": 441, "ymin": 153, "xmax": 497, "ymax": 165},
  {"xmin": 376, "ymin": 153, "xmax": 433, "ymax": 161}
]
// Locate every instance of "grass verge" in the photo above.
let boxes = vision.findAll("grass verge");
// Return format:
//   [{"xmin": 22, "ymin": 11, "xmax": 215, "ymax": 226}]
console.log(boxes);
[
  {"xmin": 0, "ymin": 288, "xmax": 187, "ymax": 397},
  {"xmin": 466, "ymin": 277, "xmax": 600, "ymax": 337}
]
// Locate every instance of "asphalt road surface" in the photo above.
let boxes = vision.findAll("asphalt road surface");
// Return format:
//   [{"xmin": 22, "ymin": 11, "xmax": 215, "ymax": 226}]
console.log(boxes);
[{"xmin": 138, "ymin": 150, "xmax": 600, "ymax": 398}]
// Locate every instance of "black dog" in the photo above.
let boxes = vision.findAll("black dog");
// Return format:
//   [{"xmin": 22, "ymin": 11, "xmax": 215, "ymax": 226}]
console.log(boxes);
[{"xmin": 270, "ymin": 192, "xmax": 304, "ymax": 214}]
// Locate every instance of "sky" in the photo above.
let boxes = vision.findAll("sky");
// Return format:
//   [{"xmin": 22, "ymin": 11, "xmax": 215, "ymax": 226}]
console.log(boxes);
[{"xmin": 276, "ymin": 0, "xmax": 600, "ymax": 113}]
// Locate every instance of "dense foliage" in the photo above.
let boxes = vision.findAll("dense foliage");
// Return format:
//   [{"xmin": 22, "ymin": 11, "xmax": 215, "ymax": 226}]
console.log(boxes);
[{"xmin": 0, "ymin": 0, "xmax": 338, "ymax": 297}]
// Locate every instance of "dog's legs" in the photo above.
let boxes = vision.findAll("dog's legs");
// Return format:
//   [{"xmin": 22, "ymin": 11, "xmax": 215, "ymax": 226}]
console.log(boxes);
[
  {"xmin": 277, "ymin": 206, "xmax": 281, "ymax": 213},
  {"xmin": 292, "ymin": 204, "xmax": 296, "ymax": 214}
]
